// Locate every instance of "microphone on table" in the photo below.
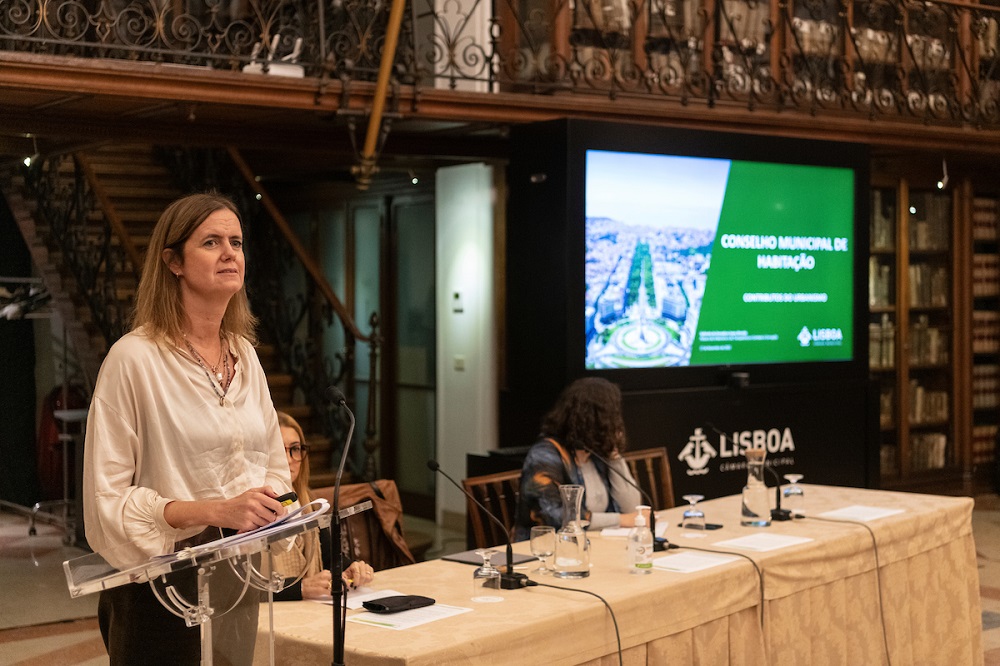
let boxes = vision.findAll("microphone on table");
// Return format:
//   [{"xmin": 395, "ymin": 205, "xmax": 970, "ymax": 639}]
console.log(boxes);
[
  {"xmin": 704, "ymin": 422, "xmax": 792, "ymax": 522},
  {"xmin": 427, "ymin": 460, "xmax": 530, "ymax": 590},
  {"xmin": 579, "ymin": 445, "xmax": 670, "ymax": 552}
]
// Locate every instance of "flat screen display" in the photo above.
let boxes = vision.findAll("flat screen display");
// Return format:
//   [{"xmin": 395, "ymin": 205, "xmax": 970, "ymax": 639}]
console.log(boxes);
[{"xmin": 584, "ymin": 149, "xmax": 855, "ymax": 369}]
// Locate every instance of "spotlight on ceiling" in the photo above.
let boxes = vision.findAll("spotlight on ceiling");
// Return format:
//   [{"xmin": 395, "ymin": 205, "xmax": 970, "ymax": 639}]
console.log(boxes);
[{"xmin": 408, "ymin": 169, "xmax": 419, "ymax": 185}]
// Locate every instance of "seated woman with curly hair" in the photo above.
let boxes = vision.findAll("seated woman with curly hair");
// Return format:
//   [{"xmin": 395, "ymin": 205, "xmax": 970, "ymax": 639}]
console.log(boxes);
[{"xmin": 514, "ymin": 377, "xmax": 643, "ymax": 541}]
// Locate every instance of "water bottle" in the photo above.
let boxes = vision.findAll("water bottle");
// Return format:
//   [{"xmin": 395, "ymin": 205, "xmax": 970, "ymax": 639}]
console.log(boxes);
[{"xmin": 627, "ymin": 504, "xmax": 653, "ymax": 574}]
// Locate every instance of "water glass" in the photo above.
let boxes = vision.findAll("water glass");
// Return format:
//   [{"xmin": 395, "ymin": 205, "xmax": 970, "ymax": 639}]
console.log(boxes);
[
  {"xmin": 680, "ymin": 494, "xmax": 707, "ymax": 537},
  {"xmin": 471, "ymin": 549, "xmax": 503, "ymax": 602},
  {"xmin": 783, "ymin": 474, "xmax": 805, "ymax": 515},
  {"xmin": 530, "ymin": 526, "xmax": 556, "ymax": 575}
]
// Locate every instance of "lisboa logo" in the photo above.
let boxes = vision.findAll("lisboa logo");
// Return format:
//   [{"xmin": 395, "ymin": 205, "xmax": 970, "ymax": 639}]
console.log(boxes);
[
  {"xmin": 797, "ymin": 326, "xmax": 812, "ymax": 347},
  {"xmin": 677, "ymin": 428, "xmax": 717, "ymax": 476},
  {"xmin": 678, "ymin": 426, "xmax": 797, "ymax": 475},
  {"xmin": 798, "ymin": 325, "xmax": 843, "ymax": 348}
]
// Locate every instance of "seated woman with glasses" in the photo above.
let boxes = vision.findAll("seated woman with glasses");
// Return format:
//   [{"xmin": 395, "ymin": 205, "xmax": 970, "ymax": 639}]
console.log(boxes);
[{"xmin": 272, "ymin": 411, "xmax": 375, "ymax": 601}]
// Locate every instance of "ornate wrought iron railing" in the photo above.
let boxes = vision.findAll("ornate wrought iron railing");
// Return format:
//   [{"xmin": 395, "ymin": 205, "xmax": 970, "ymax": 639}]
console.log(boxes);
[
  {"xmin": 21, "ymin": 156, "xmax": 134, "ymax": 346},
  {"xmin": 3, "ymin": 0, "xmax": 1000, "ymax": 128}
]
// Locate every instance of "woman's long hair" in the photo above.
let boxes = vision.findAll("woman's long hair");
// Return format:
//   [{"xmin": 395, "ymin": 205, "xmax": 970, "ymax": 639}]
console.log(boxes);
[
  {"xmin": 540, "ymin": 377, "xmax": 627, "ymax": 457},
  {"xmin": 277, "ymin": 411, "xmax": 313, "ymax": 506},
  {"xmin": 131, "ymin": 192, "xmax": 258, "ymax": 344}
]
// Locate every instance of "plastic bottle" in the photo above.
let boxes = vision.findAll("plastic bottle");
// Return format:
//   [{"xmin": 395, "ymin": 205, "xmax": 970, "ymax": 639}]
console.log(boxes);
[{"xmin": 627, "ymin": 504, "xmax": 653, "ymax": 574}]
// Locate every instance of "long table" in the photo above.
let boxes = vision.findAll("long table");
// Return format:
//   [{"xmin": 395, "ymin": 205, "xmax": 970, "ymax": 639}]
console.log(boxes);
[{"xmin": 254, "ymin": 485, "xmax": 982, "ymax": 665}]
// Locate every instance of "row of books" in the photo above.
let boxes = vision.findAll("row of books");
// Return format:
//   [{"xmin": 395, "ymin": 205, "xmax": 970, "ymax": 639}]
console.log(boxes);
[
  {"xmin": 973, "ymin": 364, "xmax": 1000, "ymax": 409},
  {"xmin": 908, "ymin": 192, "xmax": 951, "ymax": 251},
  {"xmin": 909, "ymin": 380, "xmax": 949, "ymax": 424},
  {"xmin": 869, "ymin": 258, "xmax": 893, "ymax": 308},
  {"xmin": 870, "ymin": 189, "xmax": 895, "ymax": 251},
  {"xmin": 869, "ymin": 315, "xmax": 949, "ymax": 367},
  {"xmin": 908, "ymin": 263, "xmax": 949, "ymax": 308},
  {"xmin": 973, "ymin": 197, "xmax": 999, "ymax": 241},
  {"xmin": 973, "ymin": 254, "xmax": 1000, "ymax": 297},
  {"xmin": 908, "ymin": 315, "xmax": 949, "ymax": 365},
  {"xmin": 973, "ymin": 424, "xmax": 998, "ymax": 465},
  {"xmin": 911, "ymin": 433, "xmax": 948, "ymax": 471},
  {"xmin": 869, "ymin": 314, "xmax": 895, "ymax": 369},
  {"xmin": 973, "ymin": 310, "xmax": 1000, "ymax": 354}
]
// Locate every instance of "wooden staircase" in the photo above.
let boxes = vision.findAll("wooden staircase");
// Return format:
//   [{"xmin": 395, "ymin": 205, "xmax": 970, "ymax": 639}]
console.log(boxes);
[{"xmin": 3, "ymin": 144, "xmax": 335, "ymax": 485}]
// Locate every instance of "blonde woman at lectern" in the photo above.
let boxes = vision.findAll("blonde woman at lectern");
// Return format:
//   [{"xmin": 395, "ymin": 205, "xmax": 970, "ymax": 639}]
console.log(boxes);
[{"xmin": 84, "ymin": 192, "xmax": 293, "ymax": 665}]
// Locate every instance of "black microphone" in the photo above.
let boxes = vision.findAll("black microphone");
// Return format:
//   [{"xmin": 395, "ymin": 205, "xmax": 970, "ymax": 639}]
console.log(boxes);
[
  {"xmin": 704, "ymin": 422, "xmax": 791, "ymax": 522},
  {"xmin": 580, "ymin": 445, "xmax": 669, "ymax": 552},
  {"xmin": 427, "ymin": 460, "xmax": 529, "ymax": 590},
  {"xmin": 328, "ymin": 387, "xmax": 355, "ymax": 666}
]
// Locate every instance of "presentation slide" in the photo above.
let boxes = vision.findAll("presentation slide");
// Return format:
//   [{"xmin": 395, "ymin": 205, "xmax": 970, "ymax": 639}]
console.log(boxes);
[{"xmin": 584, "ymin": 150, "xmax": 854, "ymax": 369}]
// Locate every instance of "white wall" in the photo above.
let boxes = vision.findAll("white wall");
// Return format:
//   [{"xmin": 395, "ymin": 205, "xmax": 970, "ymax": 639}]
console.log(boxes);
[{"xmin": 435, "ymin": 163, "xmax": 496, "ymax": 524}]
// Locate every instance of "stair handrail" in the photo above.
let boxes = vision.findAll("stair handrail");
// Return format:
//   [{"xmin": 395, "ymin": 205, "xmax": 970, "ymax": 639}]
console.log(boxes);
[
  {"xmin": 225, "ymin": 146, "xmax": 371, "ymax": 345},
  {"xmin": 73, "ymin": 153, "xmax": 143, "ymax": 279}
]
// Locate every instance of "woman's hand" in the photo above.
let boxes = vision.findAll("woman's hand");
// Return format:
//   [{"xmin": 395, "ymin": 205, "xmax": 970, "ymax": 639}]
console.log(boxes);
[
  {"xmin": 214, "ymin": 486, "xmax": 286, "ymax": 531},
  {"xmin": 163, "ymin": 486, "xmax": 286, "ymax": 531},
  {"xmin": 301, "ymin": 570, "xmax": 333, "ymax": 600},
  {"xmin": 343, "ymin": 560, "xmax": 375, "ymax": 589},
  {"xmin": 300, "ymin": 562, "xmax": 375, "ymax": 599}
]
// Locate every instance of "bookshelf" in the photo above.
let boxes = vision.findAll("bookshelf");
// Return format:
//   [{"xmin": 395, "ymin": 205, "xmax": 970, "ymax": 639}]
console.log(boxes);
[
  {"xmin": 970, "ymin": 190, "xmax": 1000, "ymax": 481},
  {"xmin": 869, "ymin": 178, "xmax": 957, "ymax": 488}
]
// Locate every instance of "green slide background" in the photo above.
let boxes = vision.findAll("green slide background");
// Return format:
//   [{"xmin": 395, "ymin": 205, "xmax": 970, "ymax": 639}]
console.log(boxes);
[{"xmin": 689, "ymin": 161, "xmax": 855, "ymax": 365}]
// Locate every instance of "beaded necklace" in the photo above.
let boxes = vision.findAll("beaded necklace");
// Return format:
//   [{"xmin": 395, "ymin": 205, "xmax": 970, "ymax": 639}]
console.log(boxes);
[{"xmin": 184, "ymin": 336, "xmax": 231, "ymax": 406}]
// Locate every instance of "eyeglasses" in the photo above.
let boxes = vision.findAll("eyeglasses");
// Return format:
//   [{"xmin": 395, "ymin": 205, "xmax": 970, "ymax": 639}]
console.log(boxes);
[{"xmin": 285, "ymin": 444, "xmax": 309, "ymax": 461}]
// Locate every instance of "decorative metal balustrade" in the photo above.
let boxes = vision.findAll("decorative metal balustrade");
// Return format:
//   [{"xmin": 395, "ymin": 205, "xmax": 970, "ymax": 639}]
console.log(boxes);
[
  {"xmin": 3, "ymin": 0, "xmax": 1000, "ymax": 128},
  {"xmin": 22, "ymin": 157, "xmax": 134, "ymax": 346}
]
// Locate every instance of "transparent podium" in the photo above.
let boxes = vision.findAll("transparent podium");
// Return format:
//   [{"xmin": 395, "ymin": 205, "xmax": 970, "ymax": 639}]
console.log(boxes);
[{"xmin": 64, "ymin": 502, "xmax": 333, "ymax": 666}]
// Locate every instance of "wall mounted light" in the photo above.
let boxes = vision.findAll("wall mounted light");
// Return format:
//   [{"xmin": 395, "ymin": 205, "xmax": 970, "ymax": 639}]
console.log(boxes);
[
  {"xmin": 22, "ymin": 135, "xmax": 39, "ymax": 168},
  {"xmin": 409, "ymin": 169, "xmax": 419, "ymax": 185},
  {"xmin": 936, "ymin": 158, "xmax": 948, "ymax": 190}
]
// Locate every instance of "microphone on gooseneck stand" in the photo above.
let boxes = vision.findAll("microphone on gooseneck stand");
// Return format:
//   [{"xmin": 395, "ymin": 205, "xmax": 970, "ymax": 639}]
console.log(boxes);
[
  {"xmin": 327, "ymin": 387, "xmax": 355, "ymax": 666},
  {"xmin": 704, "ymin": 422, "xmax": 791, "ymax": 522},
  {"xmin": 580, "ymin": 445, "xmax": 670, "ymax": 552},
  {"xmin": 426, "ymin": 460, "xmax": 530, "ymax": 590}
]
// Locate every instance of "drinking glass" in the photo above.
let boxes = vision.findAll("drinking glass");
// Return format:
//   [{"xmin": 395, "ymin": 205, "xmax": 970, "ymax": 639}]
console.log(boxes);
[
  {"xmin": 783, "ymin": 474, "xmax": 805, "ymax": 515},
  {"xmin": 530, "ymin": 526, "xmax": 556, "ymax": 575},
  {"xmin": 680, "ymin": 494, "xmax": 706, "ymax": 537},
  {"xmin": 471, "ymin": 549, "xmax": 503, "ymax": 602}
]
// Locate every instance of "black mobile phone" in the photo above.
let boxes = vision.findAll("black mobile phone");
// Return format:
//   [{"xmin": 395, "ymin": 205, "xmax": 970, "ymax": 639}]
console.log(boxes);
[
  {"xmin": 678, "ymin": 522, "xmax": 724, "ymax": 530},
  {"xmin": 275, "ymin": 491, "xmax": 298, "ymax": 506}
]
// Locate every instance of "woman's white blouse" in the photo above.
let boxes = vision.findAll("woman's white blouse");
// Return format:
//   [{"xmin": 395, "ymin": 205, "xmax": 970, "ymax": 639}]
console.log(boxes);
[
  {"xmin": 578, "ymin": 457, "xmax": 643, "ymax": 530},
  {"xmin": 83, "ymin": 327, "xmax": 292, "ymax": 568}
]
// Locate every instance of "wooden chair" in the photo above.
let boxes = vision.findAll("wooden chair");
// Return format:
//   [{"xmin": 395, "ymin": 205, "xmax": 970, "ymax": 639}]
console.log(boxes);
[
  {"xmin": 622, "ymin": 447, "xmax": 675, "ymax": 510},
  {"xmin": 311, "ymin": 479, "xmax": 416, "ymax": 571},
  {"xmin": 461, "ymin": 469, "xmax": 522, "ymax": 549}
]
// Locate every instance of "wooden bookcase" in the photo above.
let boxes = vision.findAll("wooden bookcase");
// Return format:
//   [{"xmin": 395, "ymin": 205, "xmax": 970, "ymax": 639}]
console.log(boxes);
[
  {"xmin": 870, "ymin": 176, "xmax": 959, "ymax": 490},
  {"xmin": 871, "ymin": 170, "xmax": 1000, "ymax": 492}
]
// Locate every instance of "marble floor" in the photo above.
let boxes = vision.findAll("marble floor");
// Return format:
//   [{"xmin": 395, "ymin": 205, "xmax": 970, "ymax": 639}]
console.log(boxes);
[{"xmin": 1, "ymin": 496, "xmax": 998, "ymax": 665}]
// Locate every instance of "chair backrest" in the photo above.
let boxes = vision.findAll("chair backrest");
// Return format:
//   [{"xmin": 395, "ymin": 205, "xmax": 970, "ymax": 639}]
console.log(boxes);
[
  {"xmin": 461, "ymin": 469, "xmax": 521, "ymax": 549},
  {"xmin": 622, "ymin": 447, "xmax": 675, "ymax": 510},
  {"xmin": 311, "ymin": 479, "xmax": 416, "ymax": 571}
]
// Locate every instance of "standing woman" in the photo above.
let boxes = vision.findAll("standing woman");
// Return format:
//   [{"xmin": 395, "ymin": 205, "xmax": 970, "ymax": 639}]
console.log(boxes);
[{"xmin": 84, "ymin": 193, "xmax": 293, "ymax": 665}]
